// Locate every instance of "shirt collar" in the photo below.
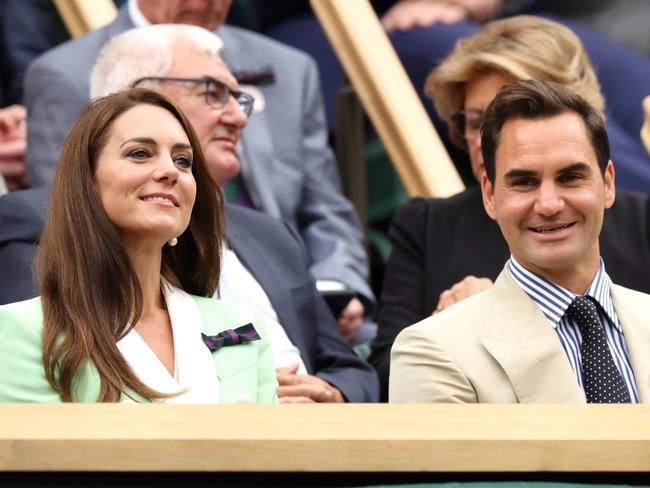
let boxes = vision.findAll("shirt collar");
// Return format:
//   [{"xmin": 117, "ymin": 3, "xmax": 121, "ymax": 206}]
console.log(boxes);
[
  {"xmin": 128, "ymin": 0, "xmax": 151, "ymax": 28},
  {"xmin": 508, "ymin": 256, "xmax": 619, "ymax": 330}
]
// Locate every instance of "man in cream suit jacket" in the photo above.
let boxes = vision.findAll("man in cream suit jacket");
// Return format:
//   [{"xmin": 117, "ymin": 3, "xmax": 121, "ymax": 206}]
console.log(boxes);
[{"xmin": 390, "ymin": 80, "xmax": 650, "ymax": 404}]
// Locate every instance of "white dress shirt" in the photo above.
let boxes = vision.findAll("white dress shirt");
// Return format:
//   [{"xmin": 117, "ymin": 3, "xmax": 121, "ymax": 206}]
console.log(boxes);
[{"xmin": 219, "ymin": 246, "xmax": 307, "ymax": 374}]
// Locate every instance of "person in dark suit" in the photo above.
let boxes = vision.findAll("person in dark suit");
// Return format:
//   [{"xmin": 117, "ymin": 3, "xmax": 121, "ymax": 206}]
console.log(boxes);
[
  {"xmin": 224, "ymin": 204, "xmax": 378, "ymax": 402},
  {"xmin": 370, "ymin": 16, "xmax": 650, "ymax": 400},
  {"xmin": 0, "ymin": 188, "xmax": 44, "ymax": 302}
]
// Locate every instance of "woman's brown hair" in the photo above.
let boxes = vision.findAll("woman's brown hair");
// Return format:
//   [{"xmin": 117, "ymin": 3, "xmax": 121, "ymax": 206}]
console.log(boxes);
[{"xmin": 36, "ymin": 88, "xmax": 223, "ymax": 402}]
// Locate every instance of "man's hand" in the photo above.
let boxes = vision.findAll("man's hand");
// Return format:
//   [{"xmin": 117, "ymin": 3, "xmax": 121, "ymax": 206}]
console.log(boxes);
[
  {"xmin": 381, "ymin": 0, "xmax": 502, "ymax": 32},
  {"xmin": 0, "ymin": 105, "xmax": 28, "ymax": 191},
  {"xmin": 434, "ymin": 275, "xmax": 493, "ymax": 313},
  {"xmin": 336, "ymin": 297, "xmax": 364, "ymax": 341},
  {"xmin": 276, "ymin": 363, "xmax": 345, "ymax": 403}
]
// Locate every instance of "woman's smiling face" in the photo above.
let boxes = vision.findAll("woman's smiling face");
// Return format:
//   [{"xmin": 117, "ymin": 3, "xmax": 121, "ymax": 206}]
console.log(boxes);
[{"xmin": 93, "ymin": 103, "xmax": 197, "ymax": 246}]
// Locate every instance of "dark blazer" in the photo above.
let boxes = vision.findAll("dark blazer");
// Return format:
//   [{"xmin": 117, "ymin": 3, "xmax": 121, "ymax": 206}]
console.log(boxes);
[
  {"xmin": 370, "ymin": 185, "xmax": 650, "ymax": 401},
  {"xmin": 0, "ymin": 188, "xmax": 46, "ymax": 303},
  {"xmin": 225, "ymin": 205, "xmax": 378, "ymax": 402},
  {"xmin": 0, "ymin": 189, "xmax": 379, "ymax": 403}
]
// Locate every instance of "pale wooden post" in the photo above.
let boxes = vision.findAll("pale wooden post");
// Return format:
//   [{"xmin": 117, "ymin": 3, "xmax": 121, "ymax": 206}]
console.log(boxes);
[
  {"xmin": 53, "ymin": 0, "xmax": 117, "ymax": 38},
  {"xmin": 310, "ymin": 0, "xmax": 464, "ymax": 197}
]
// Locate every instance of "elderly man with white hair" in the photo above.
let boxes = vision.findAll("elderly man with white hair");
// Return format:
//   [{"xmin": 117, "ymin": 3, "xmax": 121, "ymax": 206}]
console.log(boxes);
[
  {"xmin": 86, "ymin": 24, "xmax": 379, "ymax": 403},
  {"xmin": 24, "ymin": 0, "xmax": 373, "ymax": 343}
]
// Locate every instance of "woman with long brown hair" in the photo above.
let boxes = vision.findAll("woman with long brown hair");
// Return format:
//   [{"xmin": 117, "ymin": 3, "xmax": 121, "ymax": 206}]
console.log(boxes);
[{"xmin": 0, "ymin": 88, "xmax": 277, "ymax": 403}]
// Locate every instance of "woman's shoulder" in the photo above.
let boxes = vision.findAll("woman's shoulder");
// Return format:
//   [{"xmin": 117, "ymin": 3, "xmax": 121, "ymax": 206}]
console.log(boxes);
[
  {"xmin": 0, "ymin": 296, "xmax": 43, "ymax": 330},
  {"xmin": 0, "ymin": 297, "xmax": 60, "ymax": 402},
  {"xmin": 0, "ymin": 296, "xmax": 45, "ymax": 355}
]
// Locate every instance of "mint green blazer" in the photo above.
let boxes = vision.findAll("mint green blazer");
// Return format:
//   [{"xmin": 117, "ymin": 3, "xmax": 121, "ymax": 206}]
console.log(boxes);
[{"xmin": 0, "ymin": 295, "xmax": 278, "ymax": 403}]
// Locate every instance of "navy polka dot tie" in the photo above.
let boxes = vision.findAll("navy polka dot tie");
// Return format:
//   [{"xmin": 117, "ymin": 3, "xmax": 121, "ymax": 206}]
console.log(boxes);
[{"xmin": 566, "ymin": 296, "xmax": 631, "ymax": 403}]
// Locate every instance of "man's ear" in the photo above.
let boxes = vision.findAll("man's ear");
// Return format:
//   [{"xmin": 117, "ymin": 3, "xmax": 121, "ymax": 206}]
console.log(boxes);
[
  {"xmin": 481, "ymin": 172, "xmax": 497, "ymax": 220},
  {"xmin": 603, "ymin": 160, "xmax": 616, "ymax": 209}
]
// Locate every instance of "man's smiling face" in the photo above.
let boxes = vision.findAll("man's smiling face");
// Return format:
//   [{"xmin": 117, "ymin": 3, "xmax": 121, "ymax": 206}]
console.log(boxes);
[{"xmin": 481, "ymin": 111, "xmax": 615, "ymax": 283}]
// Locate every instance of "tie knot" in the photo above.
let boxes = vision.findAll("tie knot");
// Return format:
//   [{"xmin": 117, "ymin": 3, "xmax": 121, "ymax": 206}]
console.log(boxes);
[{"xmin": 566, "ymin": 296, "xmax": 600, "ymax": 331}]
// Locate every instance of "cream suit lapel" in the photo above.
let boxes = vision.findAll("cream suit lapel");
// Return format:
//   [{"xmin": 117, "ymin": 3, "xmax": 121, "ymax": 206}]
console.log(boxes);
[
  {"xmin": 611, "ymin": 284, "xmax": 650, "ymax": 402},
  {"xmin": 478, "ymin": 269, "xmax": 585, "ymax": 403}
]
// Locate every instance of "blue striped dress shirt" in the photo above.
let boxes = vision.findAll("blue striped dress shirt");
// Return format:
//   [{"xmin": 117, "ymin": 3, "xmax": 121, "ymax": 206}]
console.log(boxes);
[{"xmin": 508, "ymin": 256, "xmax": 639, "ymax": 402}]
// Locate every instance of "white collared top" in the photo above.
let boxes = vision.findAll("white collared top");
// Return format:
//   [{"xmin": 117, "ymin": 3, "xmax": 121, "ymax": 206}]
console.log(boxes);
[
  {"xmin": 117, "ymin": 281, "xmax": 220, "ymax": 403},
  {"xmin": 219, "ymin": 246, "xmax": 307, "ymax": 374}
]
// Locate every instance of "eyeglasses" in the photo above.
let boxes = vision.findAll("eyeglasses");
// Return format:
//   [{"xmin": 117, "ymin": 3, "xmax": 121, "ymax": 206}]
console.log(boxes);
[
  {"xmin": 132, "ymin": 76, "xmax": 255, "ymax": 117},
  {"xmin": 451, "ymin": 108, "xmax": 484, "ymax": 142}
]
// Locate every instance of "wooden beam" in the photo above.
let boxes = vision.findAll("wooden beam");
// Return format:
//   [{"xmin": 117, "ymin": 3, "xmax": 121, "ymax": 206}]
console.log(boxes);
[
  {"xmin": 1, "ymin": 404, "xmax": 650, "ymax": 471},
  {"xmin": 311, "ymin": 0, "xmax": 464, "ymax": 198},
  {"xmin": 53, "ymin": 0, "xmax": 117, "ymax": 38}
]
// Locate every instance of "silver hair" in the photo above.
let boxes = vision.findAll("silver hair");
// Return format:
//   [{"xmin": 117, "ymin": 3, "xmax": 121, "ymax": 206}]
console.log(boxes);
[{"xmin": 90, "ymin": 24, "xmax": 224, "ymax": 99}]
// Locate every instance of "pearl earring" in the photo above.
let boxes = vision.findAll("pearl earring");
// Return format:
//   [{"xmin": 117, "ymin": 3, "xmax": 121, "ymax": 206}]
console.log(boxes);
[{"xmin": 168, "ymin": 237, "xmax": 178, "ymax": 247}]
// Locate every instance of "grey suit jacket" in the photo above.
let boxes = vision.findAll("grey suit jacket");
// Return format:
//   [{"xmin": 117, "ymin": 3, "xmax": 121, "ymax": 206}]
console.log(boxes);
[
  {"xmin": 23, "ymin": 5, "xmax": 373, "ymax": 303},
  {"xmin": 389, "ymin": 266, "xmax": 650, "ymax": 403}
]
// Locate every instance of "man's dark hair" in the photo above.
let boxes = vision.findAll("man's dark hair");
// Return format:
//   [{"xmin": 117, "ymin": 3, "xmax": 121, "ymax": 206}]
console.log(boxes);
[{"xmin": 481, "ymin": 79, "xmax": 610, "ymax": 184}]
